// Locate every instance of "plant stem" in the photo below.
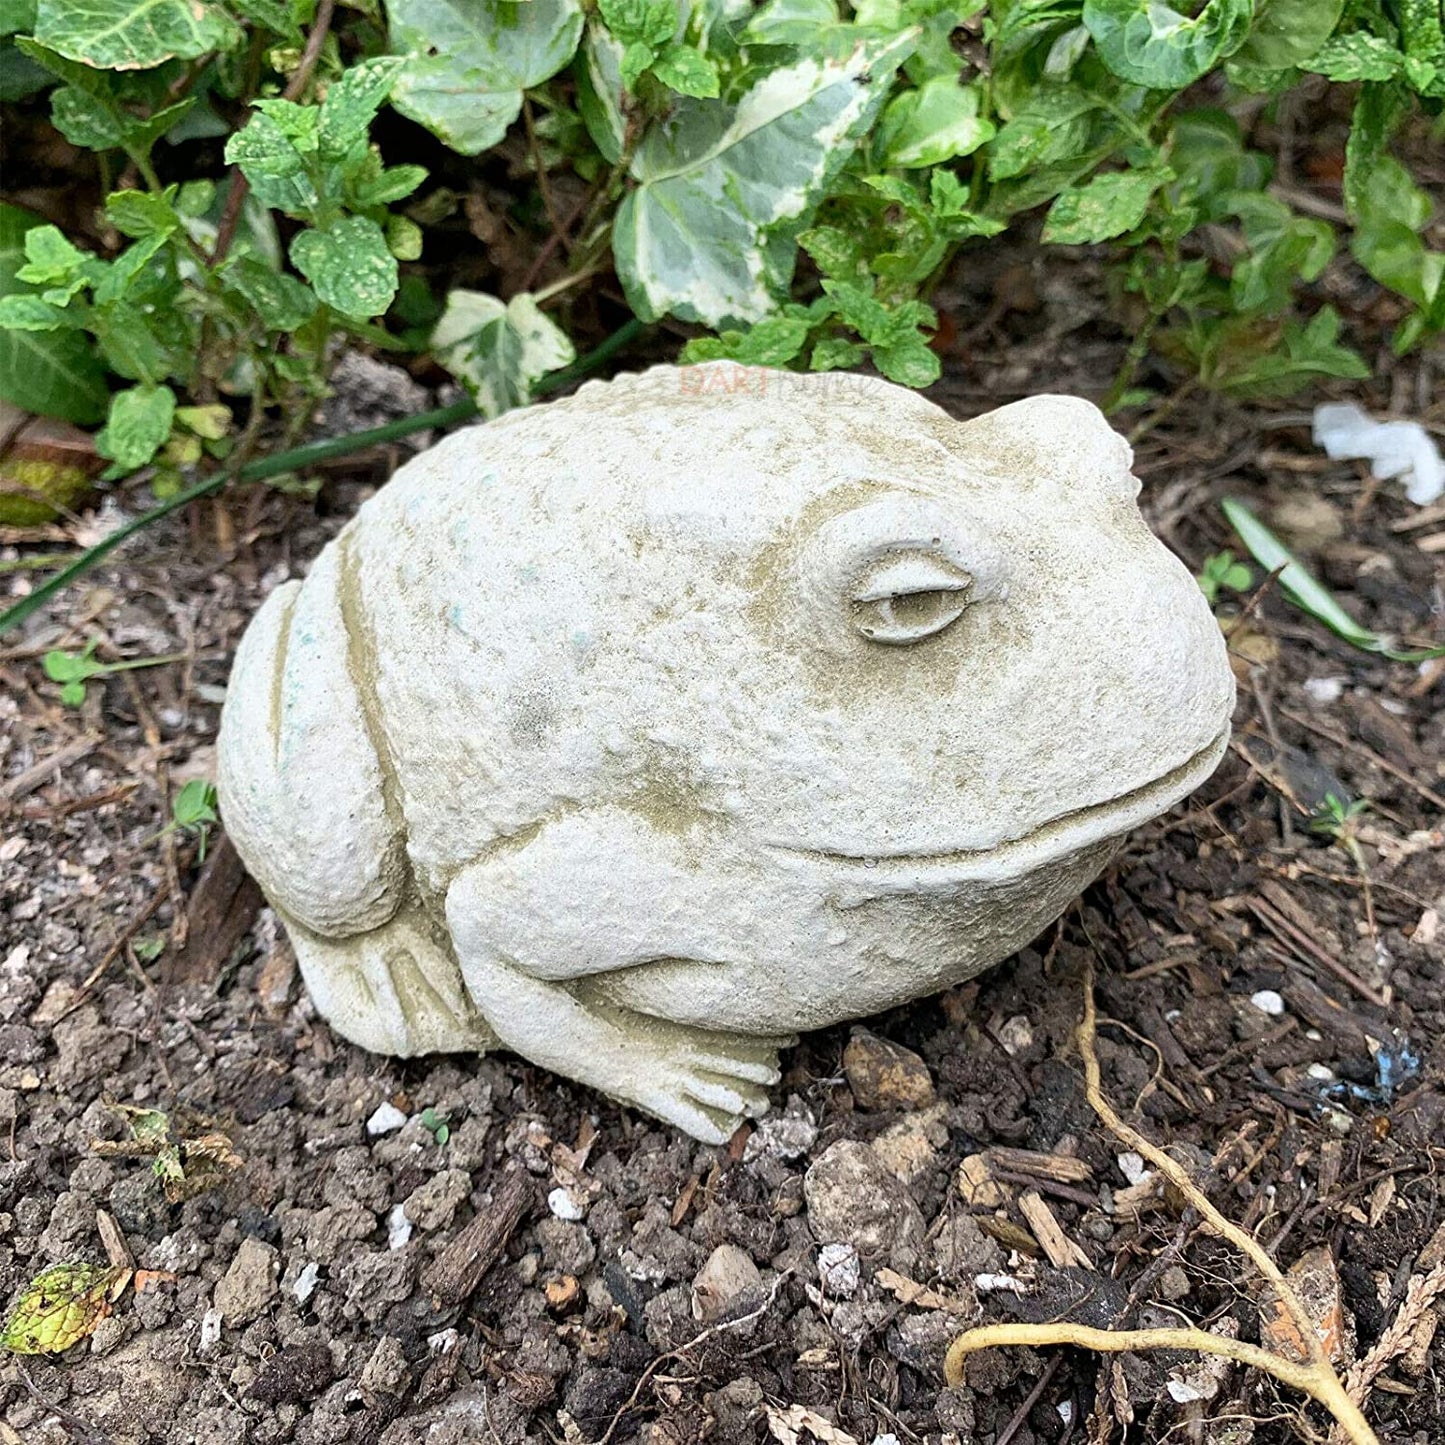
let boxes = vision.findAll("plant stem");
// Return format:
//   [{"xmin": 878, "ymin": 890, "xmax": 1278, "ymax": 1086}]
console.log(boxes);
[{"xmin": 0, "ymin": 317, "xmax": 647, "ymax": 638}]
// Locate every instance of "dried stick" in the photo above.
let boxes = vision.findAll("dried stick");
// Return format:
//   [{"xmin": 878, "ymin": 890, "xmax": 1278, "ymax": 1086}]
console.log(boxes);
[{"xmin": 943, "ymin": 969, "xmax": 1380, "ymax": 1445}]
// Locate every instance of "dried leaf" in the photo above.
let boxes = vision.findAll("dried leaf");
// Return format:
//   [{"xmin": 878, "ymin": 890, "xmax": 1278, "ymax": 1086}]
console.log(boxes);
[{"xmin": 766, "ymin": 1405, "xmax": 861, "ymax": 1445}]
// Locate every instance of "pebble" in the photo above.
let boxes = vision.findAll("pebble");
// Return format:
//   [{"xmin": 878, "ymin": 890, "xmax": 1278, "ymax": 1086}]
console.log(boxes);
[
  {"xmin": 742, "ymin": 1098, "xmax": 817, "ymax": 1162},
  {"xmin": 548, "ymin": 1187, "xmax": 586, "ymax": 1221},
  {"xmin": 1116, "ymin": 1151, "xmax": 1148, "ymax": 1186},
  {"xmin": 386, "ymin": 1203, "xmax": 413, "ymax": 1250},
  {"xmin": 842, "ymin": 1030, "xmax": 935, "ymax": 1110},
  {"xmin": 803, "ymin": 1141, "xmax": 926, "ymax": 1271},
  {"xmin": 691, "ymin": 1244, "xmax": 762, "ymax": 1322},
  {"xmin": 213, "ymin": 1237, "xmax": 280, "ymax": 1325},
  {"xmin": 291, "ymin": 1261, "xmax": 320, "ymax": 1303},
  {"xmin": 817, "ymin": 1242, "xmax": 861, "ymax": 1299},
  {"xmin": 199, "ymin": 1307, "xmax": 223, "ymax": 1353},
  {"xmin": 366, "ymin": 1102, "xmax": 407, "ymax": 1136},
  {"xmin": 1251, "ymin": 989, "xmax": 1286, "ymax": 1017}
]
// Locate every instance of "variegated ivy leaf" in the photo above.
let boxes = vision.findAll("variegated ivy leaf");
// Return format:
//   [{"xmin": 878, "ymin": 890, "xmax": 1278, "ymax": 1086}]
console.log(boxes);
[
  {"xmin": 574, "ymin": 21, "xmax": 625, "ymax": 164},
  {"xmin": 432, "ymin": 290, "xmax": 576, "ymax": 418},
  {"xmin": 387, "ymin": 0, "xmax": 585, "ymax": 156},
  {"xmin": 34, "ymin": 0, "xmax": 242, "ymax": 70},
  {"xmin": 613, "ymin": 32, "xmax": 914, "ymax": 329}
]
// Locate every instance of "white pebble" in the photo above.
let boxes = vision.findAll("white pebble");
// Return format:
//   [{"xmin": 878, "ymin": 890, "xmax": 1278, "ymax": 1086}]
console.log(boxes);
[
  {"xmin": 366, "ymin": 1102, "xmax": 408, "ymax": 1136},
  {"xmin": 292, "ymin": 1261, "xmax": 320, "ymax": 1303},
  {"xmin": 1251, "ymin": 989, "xmax": 1286, "ymax": 1017},
  {"xmin": 1307, "ymin": 1064, "xmax": 1336, "ymax": 1082},
  {"xmin": 1303, "ymin": 676, "xmax": 1345, "ymax": 705},
  {"xmin": 387, "ymin": 1203, "xmax": 413, "ymax": 1250},
  {"xmin": 199, "ymin": 1307, "xmax": 223, "ymax": 1352},
  {"xmin": 1117, "ymin": 1151, "xmax": 1148, "ymax": 1186},
  {"xmin": 548, "ymin": 1187, "xmax": 585, "ymax": 1221},
  {"xmin": 818, "ymin": 1241, "xmax": 861, "ymax": 1298}
]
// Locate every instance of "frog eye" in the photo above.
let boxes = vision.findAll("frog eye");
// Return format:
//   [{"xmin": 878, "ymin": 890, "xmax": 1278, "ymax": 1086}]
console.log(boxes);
[{"xmin": 849, "ymin": 552, "xmax": 973, "ymax": 645}]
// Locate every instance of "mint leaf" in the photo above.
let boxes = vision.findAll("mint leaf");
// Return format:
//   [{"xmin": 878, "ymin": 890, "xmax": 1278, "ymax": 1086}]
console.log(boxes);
[
  {"xmin": 650, "ymin": 45, "xmax": 719, "ymax": 98},
  {"xmin": 290, "ymin": 217, "xmax": 398, "ymax": 319},
  {"xmin": 1043, "ymin": 166, "xmax": 1173, "ymax": 244},
  {"xmin": 97, "ymin": 384, "xmax": 176, "ymax": 470}
]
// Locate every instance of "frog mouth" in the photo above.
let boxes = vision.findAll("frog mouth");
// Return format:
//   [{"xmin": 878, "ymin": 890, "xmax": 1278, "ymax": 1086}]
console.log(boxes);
[{"xmin": 772, "ymin": 723, "xmax": 1230, "ymax": 882}]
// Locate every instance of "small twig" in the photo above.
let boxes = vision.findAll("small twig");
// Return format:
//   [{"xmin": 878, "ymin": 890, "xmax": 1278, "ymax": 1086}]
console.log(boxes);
[{"xmin": 944, "ymin": 969, "xmax": 1381, "ymax": 1445}]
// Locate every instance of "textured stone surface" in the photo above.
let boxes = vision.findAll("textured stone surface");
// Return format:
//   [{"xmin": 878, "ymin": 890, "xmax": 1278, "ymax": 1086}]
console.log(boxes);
[{"xmin": 218, "ymin": 362, "xmax": 1234, "ymax": 1141}]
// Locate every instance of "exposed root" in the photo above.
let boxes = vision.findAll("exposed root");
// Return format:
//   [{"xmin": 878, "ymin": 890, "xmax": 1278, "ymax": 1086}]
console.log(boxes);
[{"xmin": 944, "ymin": 968, "xmax": 1380, "ymax": 1445}]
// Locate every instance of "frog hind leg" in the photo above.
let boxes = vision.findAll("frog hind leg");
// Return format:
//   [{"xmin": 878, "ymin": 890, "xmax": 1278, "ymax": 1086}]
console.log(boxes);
[
  {"xmin": 219, "ymin": 543, "xmax": 493, "ymax": 1057},
  {"xmin": 445, "ymin": 810, "xmax": 793, "ymax": 1143},
  {"xmin": 283, "ymin": 905, "xmax": 497, "ymax": 1056}
]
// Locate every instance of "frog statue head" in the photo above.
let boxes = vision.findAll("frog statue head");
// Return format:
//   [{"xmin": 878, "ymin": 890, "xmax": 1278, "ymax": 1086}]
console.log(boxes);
[{"xmin": 218, "ymin": 363, "xmax": 1235, "ymax": 1142}]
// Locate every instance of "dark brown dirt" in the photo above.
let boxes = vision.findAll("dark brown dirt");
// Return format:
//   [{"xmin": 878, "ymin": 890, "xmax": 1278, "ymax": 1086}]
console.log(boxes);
[{"xmin": 1, "ymin": 272, "xmax": 1442, "ymax": 1445}]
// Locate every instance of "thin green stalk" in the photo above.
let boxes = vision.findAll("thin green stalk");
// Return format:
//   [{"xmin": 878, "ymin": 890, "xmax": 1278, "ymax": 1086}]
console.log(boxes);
[{"xmin": 0, "ymin": 319, "xmax": 646, "ymax": 639}]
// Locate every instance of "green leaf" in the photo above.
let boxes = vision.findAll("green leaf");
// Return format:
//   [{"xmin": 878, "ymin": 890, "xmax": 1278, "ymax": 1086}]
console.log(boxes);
[
  {"xmin": 614, "ymin": 34, "xmax": 913, "ymax": 328},
  {"xmin": 34, "ymin": 0, "xmax": 242, "ymax": 70},
  {"xmin": 317, "ymin": 55, "xmax": 404, "ymax": 160},
  {"xmin": 1042, "ymin": 166, "xmax": 1172, "ymax": 243},
  {"xmin": 0, "ymin": 295, "xmax": 69, "ymax": 328},
  {"xmin": 224, "ymin": 111, "xmax": 308, "ymax": 179},
  {"xmin": 349, "ymin": 162, "xmax": 428, "ymax": 208},
  {"xmin": 50, "ymin": 86, "xmax": 131, "ymax": 148},
  {"xmin": 386, "ymin": 214, "xmax": 423, "ymax": 260},
  {"xmin": 597, "ymin": 0, "xmax": 675, "ymax": 49},
  {"xmin": 619, "ymin": 38, "xmax": 655, "ymax": 88},
  {"xmin": 0, "ymin": 0, "xmax": 37, "ymax": 36},
  {"xmin": 1222, "ymin": 498, "xmax": 1445, "ymax": 661},
  {"xmin": 679, "ymin": 314, "xmax": 810, "ymax": 365},
  {"xmin": 651, "ymin": 44, "xmax": 719, "ymax": 97},
  {"xmin": 172, "ymin": 778, "xmax": 217, "ymax": 828},
  {"xmin": 290, "ymin": 216, "xmax": 398, "ymax": 319},
  {"xmin": 574, "ymin": 20, "xmax": 626, "ymax": 164},
  {"xmin": 105, "ymin": 188, "xmax": 180, "ymax": 238},
  {"xmin": 97, "ymin": 383, "xmax": 175, "ymax": 469},
  {"xmin": 987, "ymin": 87, "xmax": 1100, "ymax": 181},
  {"xmin": 740, "ymin": 0, "xmax": 839, "ymax": 46},
  {"xmin": 0, "ymin": 1261, "xmax": 125, "ymax": 1355},
  {"xmin": 1082, "ymin": 0, "xmax": 1253, "ymax": 89},
  {"xmin": 873, "ymin": 336, "xmax": 939, "ymax": 387},
  {"xmin": 431, "ymin": 288, "xmax": 576, "ymax": 418},
  {"xmin": 798, "ymin": 223, "xmax": 867, "ymax": 279},
  {"xmin": 388, "ymin": 0, "xmax": 585, "ymax": 156},
  {"xmin": 0, "ymin": 205, "xmax": 109, "ymax": 425},
  {"xmin": 809, "ymin": 335, "xmax": 864, "ymax": 370},
  {"xmin": 879, "ymin": 76, "xmax": 993, "ymax": 167},
  {"xmin": 1234, "ymin": 0, "xmax": 1342, "ymax": 69},
  {"xmin": 1304, "ymin": 31, "xmax": 1405, "ymax": 82}
]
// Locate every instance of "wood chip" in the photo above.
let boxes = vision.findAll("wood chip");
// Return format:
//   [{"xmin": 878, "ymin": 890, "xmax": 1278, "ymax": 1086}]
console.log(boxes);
[
  {"xmin": 1017, "ymin": 1189, "xmax": 1093, "ymax": 1271},
  {"xmin": 164, "ymin": 833, "xmax": 264, "ymax": 985},
  {"xmin": 95, "ymin": 1208, "xmax": 135, "ymax": 1270},
  {"xmin": 422, "ymin": 1169, "xmax": 533, "ymax": 1307},
  {"xmin": 985, "ymin": 1146, "xmax": 1094, "ymax": 1185},
  {"xmin": 958, "ymin": 1154, "xmax": 1008, "ymax": 1208}
]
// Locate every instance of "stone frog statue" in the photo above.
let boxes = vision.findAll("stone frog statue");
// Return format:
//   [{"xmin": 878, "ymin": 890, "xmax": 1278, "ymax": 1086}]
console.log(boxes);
[{"xmin": 218, "ymin": 363, "xmax": 1235, "ymax": 1142}]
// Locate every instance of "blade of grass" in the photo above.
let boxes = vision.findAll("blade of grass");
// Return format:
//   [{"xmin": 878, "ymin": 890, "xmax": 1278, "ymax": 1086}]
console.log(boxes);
[
  {"xmin": 0, "ymin": 318, "xmax": 647, "ymax": 640},
  {"xmin": 1222, "ymin": 498, "xmax": 1445, "ymax": 663}
]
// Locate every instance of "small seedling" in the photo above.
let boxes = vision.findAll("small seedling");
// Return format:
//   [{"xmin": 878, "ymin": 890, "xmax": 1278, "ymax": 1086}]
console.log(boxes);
[
  {"xmin": 132, "ymin": 935, "xmax": 165, "ymax": 963},
  {"xmin": 1197, "ymin": 550, "xmax": 1252, "ymax": 606},
  {"xmin": 171, "ymin": 780, "xmax": 219, "ymax": 862},
  {"xmin": 1310, "ymin": 792, "xmax": 1378, "ymax": 940},
  {"xmin": 419, "ymin": 1107, "xmax": 451, "ymax": 1146},
  {"xmin": 42, "ymin": 638, "xmax": 184, "ymax": 707}
]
